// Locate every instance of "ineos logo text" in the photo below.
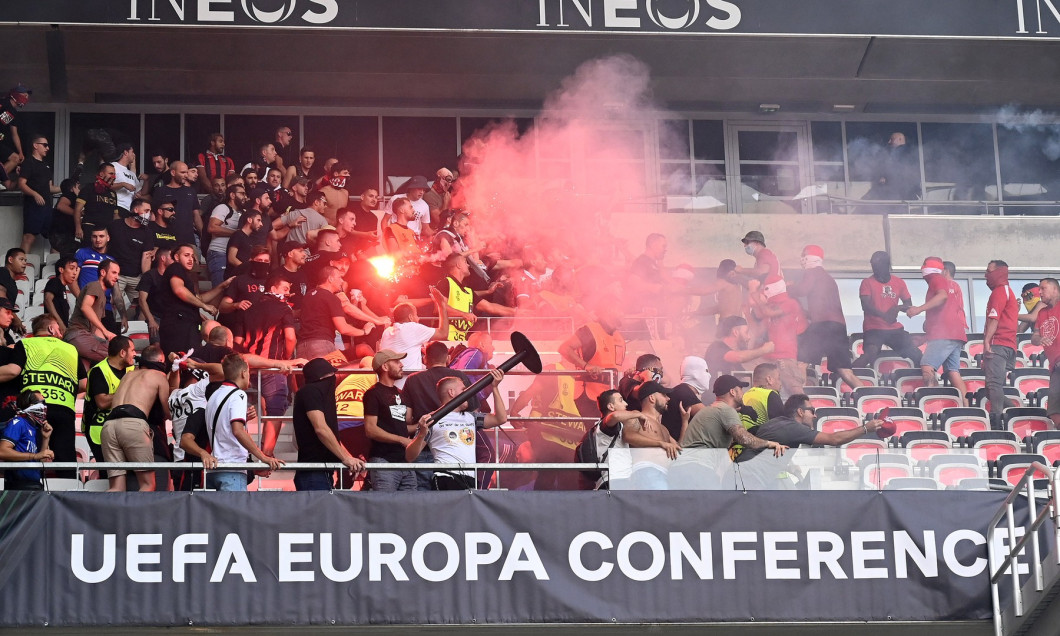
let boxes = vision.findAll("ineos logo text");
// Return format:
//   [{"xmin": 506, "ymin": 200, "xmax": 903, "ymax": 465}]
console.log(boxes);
[{"xmin": 127, "ymin": 0, "xmax": 339, "ymax": 25}]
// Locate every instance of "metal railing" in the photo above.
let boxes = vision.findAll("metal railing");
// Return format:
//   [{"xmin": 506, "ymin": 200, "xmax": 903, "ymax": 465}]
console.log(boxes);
[
  {"xmin": 987, "ymin": 462, "xmax": 1060, "ymax": 636},
  {"xmin": 824, "ymin": 196, "xmax": 1060, "ymax": 216}
]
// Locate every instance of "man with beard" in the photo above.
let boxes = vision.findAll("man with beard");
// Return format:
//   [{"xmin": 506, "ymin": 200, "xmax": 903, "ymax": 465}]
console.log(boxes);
[
  {"xmin": 345, "ymin": 187, "xmax": 382, "ymax": 254},
  {"xmin": 386, "ymin": 175, "xmax": 432, "ymax": 239},
  {"xmin": 206, "ymin": 183, "xmax": 246, "ymax": 286},
  {"xmin": 227, "ymin": 206, "xmax": 266, "ymax": 278},
  {"xmin": 196, "ymin": 133, "xmax": 235, "ymax": 183},
  {"xmin": 107, "ymin": 200, "xmax": 156, "ymax": 320},
  {"xmin": 851, "ymin": 251, "xmax": 922, "ymax": 368},
  {"xmin": 140, "ymin": 150, "xmax": 170, "ymax": 198},
  {"xmin": 983, "ymin": 260, "xmax": 1019, "ymax": 427},
  {"xmin": 74, "ymin": 162, "xmax": 120, "ymax": 242},
  {"xmin": 273, "ymin": 241, "xmax": 309, "ymax": 311},
  {"xmin": 319, "ymin": 163, "xmax": 351, "ymax": 225},
  {"xmin": 151, "ymin": 161, "xmax": 202, "ymax": 246},
  {"xmin": 65, "ymin": 260, "xmax": 124, "ymax": 364},
  {"xmin": 363, "ymin": 350, "xmax": 417, "ymax": 491},
  {"xmin": 621, "ymin": 381, "xmax": 684, "ymax": 490},
  {"xmin": 787, "ymin": 245, "xmax": 864, "ymax": 390},
  {"xmin": 220, "ymin": 246, "xmax": 271, "ymax": 342},
  {"xmin": 292, "ymin": 358, "xmax": 367, "ymax": 491},
  {"xmin": 704, "ymin": 315, "xmax": 774, "ymax": 378},
  {"xmin": 148, "ymin": 198, "xmax": 179, "ymax": 250},
  {"xmin": 423, "ymin": 167, "xmax": 455, "ymax": 229},
  {"xmin": 906, "ymin": 257, "xmax": 968, "ymax": 400},
  {"xmin": 274, "ymin": 175, "xmax": 309, "ymax": 218}
]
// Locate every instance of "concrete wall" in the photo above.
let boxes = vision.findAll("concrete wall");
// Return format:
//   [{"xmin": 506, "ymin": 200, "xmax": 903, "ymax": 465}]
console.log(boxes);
[{"xmin": 612, "ymin": 212, "xmax": 1060, "ymax": 273}]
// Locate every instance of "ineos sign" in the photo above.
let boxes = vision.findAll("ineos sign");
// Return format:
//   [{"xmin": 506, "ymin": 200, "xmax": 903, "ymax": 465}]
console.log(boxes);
[
  {"xmin": 536, "ymin": 0, "xmax": 742, "ymax": 31},
  {"xmin": 127, "ymin": 0, "xmax": 339, "ymax": 25}
]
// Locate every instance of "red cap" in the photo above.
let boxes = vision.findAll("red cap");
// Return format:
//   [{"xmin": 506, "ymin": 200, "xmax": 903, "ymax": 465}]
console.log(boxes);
[
  {"xmin": 803, "ymin": 245, "xmax": 824, "ymax": 258},
  {"xmin": 875, "ymin": 406, "xmax": 897, "ymax": 439},
  {"xmin": 922, "ymin": 257, "xmax": 944, "ymax": 270}
]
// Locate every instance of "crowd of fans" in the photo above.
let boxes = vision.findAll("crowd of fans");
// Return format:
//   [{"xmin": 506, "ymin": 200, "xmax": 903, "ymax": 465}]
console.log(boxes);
[{"xmin": 0, "ymin": 90, "xmax": 1054, "ymax": 492}]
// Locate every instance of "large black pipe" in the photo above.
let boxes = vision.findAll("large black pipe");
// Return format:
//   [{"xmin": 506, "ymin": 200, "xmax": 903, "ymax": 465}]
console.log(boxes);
[{"xmin": 428, "ymin": 331, "xmax": 542, "ymax": 426}]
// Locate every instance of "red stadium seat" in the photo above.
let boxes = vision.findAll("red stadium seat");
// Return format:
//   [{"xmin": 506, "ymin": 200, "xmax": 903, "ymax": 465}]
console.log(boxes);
[
  {"xmin": 841, "ymin": 438, "xmax": 888, "ymax": 464},
  {"xmin": 1003, "ymin": 407, "xmax": 1052, "ymax": 439},
  {"xmin": 803, "ymin": 386, "xmax": 840, "ymax": 409},
  {"xmin": 873, "ymin": 356, "xmax": 914, "ymax": 376},
  {"xmin": 858, "ymin": 454, "xmax": 913, "ymax": 490},
  {"xmin": 964, "ymin": 338, "xmax": 985, "ymax": 361},
  {"xmin": 884, "ymin": 477, "xmax": 940, "ymax": 490},
  {"xmin": 1027, "ymin": 431, "xmax": 1060, "ymax": 465},
  {"xmin": 995, "ymin": 453, "xmax": 1049, "ymax": 486},
  {"xmin": 873, "ymin": 407, "xmax": 927, "ymax": 436},
  {"xmin": 891, "ymin": 369, "xmax": 926, "ymax": 396},
  {"xmin": 898, "ymin": 431, "xmax": 951, "ymax": 462},
  {"xmin": 1011, "ymin": 369, "xmax": 1050, "ymax": 396},
  {"xmin": 837, "ymin": 368, "xmax": 877, "ymax": 391},
  {"xmin": 938, "ymin": 407, "xmax": 990, "ymax": 439},
  {"xmin": 954, "ymin": 369, "xmax": 986, "ymax": 395},
  {"xmin": 814, "ymin": 407, "xmax": 861, "ymax": 435},
  {"xmin": 971, "ymin": 386, "xmax": 1024, "ymax": 413},
  {"xmin": 1018, "ymin": 334, "xmax": 1044, "ymax": 360},
  {"xmin": 851, "ymin": 386, "xmax": 902, "ymax": 415},
  {"xmin": 913, "ymin": 387, "xmax": 963, "ymax": 415},
  {"xmin": 928, "ymin": 455, "xmax": 986, "ymax": 486},
  {"xmin": 967, "ymin": 431, "xmax": 1022, "ymax": 462}
]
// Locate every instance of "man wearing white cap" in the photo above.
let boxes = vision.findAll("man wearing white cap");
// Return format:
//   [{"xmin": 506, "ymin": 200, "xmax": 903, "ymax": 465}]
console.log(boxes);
[
  {"xmin": 907, "ymin": 257, "xmax": 968, "ymax": 400},
  {"xmin": 386, "ymin": 175, "xmax": 432, "ymax": 238},
  {"xmin": 788, "ymin": 245, "xmax": 864, "ymax": 390},
  {"xmin": 750, "ymin": 276, "xmax": 807, "ymax": 399}
]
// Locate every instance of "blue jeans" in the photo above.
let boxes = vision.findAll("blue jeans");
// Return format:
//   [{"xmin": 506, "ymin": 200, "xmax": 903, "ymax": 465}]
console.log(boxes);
[
  {"xmin": 206, "ymin": 471, "xmax": 247, "ymax": 491},
  {"xmin": 294, "ymin": 470, "xmax": 335, "ymax": 491},
  {"xmin": 413, "ymin": 447, "xmax": 434, "ymax": 491},
  {"xmin": 258, "ymin": 372, "xmax": 289, "ymax": 416},
  {"xmin": 207, "ymin": 250, "xmax": 228, "ymax": 287},
  {"xmin": 369, "ymin": 457, "xmax": 418, "ymax": 491}
]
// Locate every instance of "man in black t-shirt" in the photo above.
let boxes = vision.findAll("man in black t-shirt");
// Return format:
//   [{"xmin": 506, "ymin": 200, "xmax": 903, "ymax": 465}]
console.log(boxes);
[
  {"xmin": 224, "ymin": 208, "xmax": 263, "ymax": 278},
  {"xmin": 155, "ymin": 244, "xmax": 231, "ymax": 355},
  {"xmin": 107, "ymin": 201, "xmax": 157, "ymax": 320},
  {"xmin": 220, "ymin": 245, "xmax": 270, "ymax": 340},
  {"xmin": 137, "ymin": 246, "xmax": 173, "ymax": 344},
  {"xmin": 151, "ymin": 161, "xmax": 201, "ymax": 246},
  {"xmin": 297, "ymin": 266, "xmax": 373, "ymax": 359},
  {"xmin": 273, "ymin": 240, "xmax": 309, "ymax": 311},
  {"xmin": 44, "ymin": 256, "xmax": 80, "ymax": 327},
  {"xmin": 75, "ymin": 162, "xmax": 120, "ymax": 242},
  {"xmin": 0, "ymin": 247, "xmax": 27, "ymax": 339},
  {"xmin": 148, "ymin": 200, "xmax": 179, "ymax": 249},
  {"xmin": 51, "ymin": 178, "xmax": 80, "ymax": 256},
  {"xmin": 292, "ymin": 358, "xmax": 366, "ymax": 491},
  {"xmin": 242, "ymin": 273, "xmax": 297, "ymax": 450},
  {"xmin": 0, "ymin": 298, "xmax": 21, "ymax": 419},
  {"xmin": 704, "ymin": 315, "xmax": 773, "ymax": 378},
  {"xmin": 0, "ymin": 84, "xmax": 30, "ymax": 187},
  {"xmin": 16, "ymin": 134, "xmax": 59, "ymax": 253},
  {"xmin": 363, "ymin": 350, "xmax": 417, "ymax": 491}
]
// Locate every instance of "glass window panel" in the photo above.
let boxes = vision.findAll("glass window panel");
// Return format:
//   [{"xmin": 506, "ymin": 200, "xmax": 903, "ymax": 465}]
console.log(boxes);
[
  {"xmin": 144, "ymin": 114, "xmax": 180, "ymax": 174},
  {"xmin": 183, "ymin": 114, "xmax": 221, "ymax": 170},
  {"xmin": 303, "ymin": 116, "xmax": 379, "ymax": 193},
  {"xmin": 997, "ymin": 124, "xmax": 1060, "ymax": 210},
  {"xmin": 921, "ymin": 123, "xmax": 997, "ymax": 203},
  {"xmin": 460, "ymin": 117, "xmax": 533, "ymax": 146},
  {"xmin": 692, "ymin": 120, "xmax": 724, "ymax": 161},
  {"xmin": 586, "ymin": 128, "xmax": 645, "ymax": 162},
  {"xmin": 660, "ymin": 162, "xmax": 692, "ymax": 197},
  {"xmin": 691, "ymin": 171, "xmax": 728, "ymax": 213},
  {"xmin": 382, "ymin": 117, "xmax": 458, "ymax": 194},
  {"xmin": 658, "ymin": 119, "xmax": 690, "ymax": 161},
  {"xmin": 69, "ymin": 113, "xmax": 140, "ymax": 185},
  {"xmin": 813, "ymin": 164, "xmax": 845, "ymax": 213},
  {"xmin": 845, "ymin": 122, "xmax": 920, "ymax": 203},
  {"xmin": 738, "ymin": 130, "xmax": 798, "ymax": 163},
  {"xmin": 221, "ymin": 114, "xmax": 300, "ymax": 172},
  {"xmin": 811, "ymin": 121, "xmax": 843, "ymax": 163}
]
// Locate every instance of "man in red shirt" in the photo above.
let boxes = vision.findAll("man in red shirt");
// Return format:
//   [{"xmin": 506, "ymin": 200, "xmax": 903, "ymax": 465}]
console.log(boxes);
[
  {"xmin": 983, "ymin": 260, "xmax": 1019, "ymax": 427},
  {"xmin": 735, "ymin": 231, "xmax": 782, "ymax": 283},
  {"xmin": 852, "ymin": 251, "xmax": 922, "ymax": 368},
  {"xmin": 1033, "ymin": 277, "xmax": 1060, "ymax": 428},
  {"xmin": 788, "ymin": 245, "xmax": 864, "ymax": 391},
  {"xmin": 750, "ymin": 277, "xmax": 806, "ymax": 400},
  {"xmin": 906, "ymin": 257, "xmax": 968, "ymax": 402}
]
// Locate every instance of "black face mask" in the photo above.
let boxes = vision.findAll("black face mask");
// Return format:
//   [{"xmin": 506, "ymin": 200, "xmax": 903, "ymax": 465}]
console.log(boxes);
[
  {"xmin": 249, "ymin": 261, "xmax": 271, "ymax": 280},
  {"xmin": 870, "ymin": 253, "xmax": 891, "ymax": 283},
  {"xmin": 141, "ymin": 360, "xmax": 168, "ymax": 373}
]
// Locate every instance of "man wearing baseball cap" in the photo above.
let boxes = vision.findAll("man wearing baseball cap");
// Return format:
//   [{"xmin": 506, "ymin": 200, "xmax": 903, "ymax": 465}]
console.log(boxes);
[
  {"xmin": 0, "ymin": 84, "xmax": 31, "ymax": 187},
  {"xmin": 363, "ymin": 350, "xmax": 418, "ymax": 491},
  {"xmin": 621, "ymin": 381, "xmax": 682, "ymax": 490},
  {"xmin": 906, "ymin": 257, "xmax": 968, "ymax": 401},
  {"xmin": 292, "ymin": 358, "xmax": 366, "ymax": 490},
  {"xmin": 386, "ymin": 175, "xmax": 433, "ymax": 239},
  {"xmin": 735, "ymin": 230, "xmax": 783, "ymax": 283}
]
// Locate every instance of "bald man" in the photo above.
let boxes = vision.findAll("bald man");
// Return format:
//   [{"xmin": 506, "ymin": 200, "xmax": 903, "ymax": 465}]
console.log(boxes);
[
  {"xmin": 424, "ymin": 167, "xmax": 455, "ymax": 229},
  {"xmin": 151, "ymin": 160, "xmax": 203, "ymax": 245}
]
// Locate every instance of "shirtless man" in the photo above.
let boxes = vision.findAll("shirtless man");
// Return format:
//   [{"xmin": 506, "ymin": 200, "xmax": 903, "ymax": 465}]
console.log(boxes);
[
  {"xmin": 319, "ymin": 163, "xmax": 351, "ymax": 225},
  {"xmin": 99, "ymin": 344, "xmax": 172, "ymax": 492}
]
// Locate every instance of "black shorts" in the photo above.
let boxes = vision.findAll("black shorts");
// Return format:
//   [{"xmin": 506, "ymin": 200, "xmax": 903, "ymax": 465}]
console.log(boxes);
[
  {"xmin": 22, "ymin": 202, "xmax": 52, "ymax": 236},
  {"xmin": 797, "ymin": 321, "xmax": 853, "ymax": 370}
]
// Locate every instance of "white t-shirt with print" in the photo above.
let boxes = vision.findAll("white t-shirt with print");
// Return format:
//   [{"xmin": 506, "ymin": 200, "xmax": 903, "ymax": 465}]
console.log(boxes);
[
  {"xmin": 168, "ymin": 378, "xmax": 209, "ymax": 461},
  {"xmin": 428, "ymin": 411, "xmax": 482, "ymax": 478}
]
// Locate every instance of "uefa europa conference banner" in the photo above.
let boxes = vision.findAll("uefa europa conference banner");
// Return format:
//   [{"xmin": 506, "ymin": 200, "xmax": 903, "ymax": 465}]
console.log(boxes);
[{"xmin": 0, "ymin": 491, "xmax": 1025, "ymax": 627}]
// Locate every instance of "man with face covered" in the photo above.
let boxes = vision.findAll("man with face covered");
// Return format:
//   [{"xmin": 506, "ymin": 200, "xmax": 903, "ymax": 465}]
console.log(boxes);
[
  {"xmin": 750, "ymin": 277, "xmax": 807, "ymax": 400},
  {"xmin": 0, "ymin": 391, "xmax": 53, "ymax": 490},
  {"xmin": 660, "ymin": 356, "xmax": 710, "ymax": 442},
  {"xmin": 787, "ymin": 245, "xmax": 864, "ymax": 390},
  {"xmin": 107, "ymin": 199, "xmax": 157, "ymax": 320},
  {"xmin": 293, "ymin": 358, "xmax": 366, "ymax": 491},
  {"xmin": 983, "ymin": 260, "xmax": 1019, "ymax": 427},
  {"xmin": 220, "ymin": 245, "xmax": 271, "ymax": 342},
  {"xmin": 0, "ymin": 84, "xmax": 31, "ymax": 187},
  {"xmin": 75, "ymin": 162, "xmax": 121, "ymax": 241},
  {"xmin": 906, "ymin": 257, "xmax": 968, "ymax": 400},
  {"xmin": 852, "ymin": 251, "xmax": 921, "ymax": 368}
]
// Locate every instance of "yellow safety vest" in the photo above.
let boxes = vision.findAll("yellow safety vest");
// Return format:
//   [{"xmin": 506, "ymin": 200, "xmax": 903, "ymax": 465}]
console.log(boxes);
[
  {"xmin": 446, "ymin": 276, "xmax": 474, "ymax": 341},
  {"xmin": 580, "ymin": 322, "xmax": 625, "ymax": 400},
  {"xmin": 20, "ymin": 337, "xmax": 80, "ymax": 410},
  {"xmin": 86, "ymin": 360, "xmax": 122, "ymax": 444},
  {"xmin": 741, "ymin": 386, "xmax": 777, "ymax": 430},
  {"xmin": 529, "ymin": 362, "xmax": 586, "ymax": 450}
]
